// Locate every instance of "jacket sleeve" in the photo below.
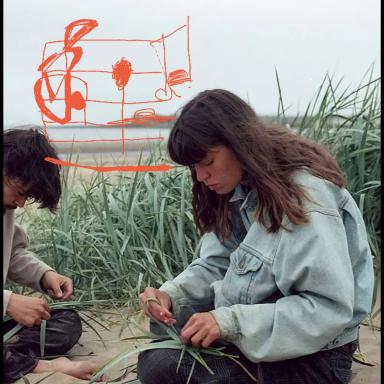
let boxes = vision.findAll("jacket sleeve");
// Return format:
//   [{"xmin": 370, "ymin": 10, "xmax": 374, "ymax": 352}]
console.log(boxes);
[
  {"xmin": 3, "ymin": 290, "xmax": 13, "ymax": 317},
  {"xmin": 211, "ymin": 211, "xmax": 358, "ymax": 362},
  {"xmin": 6, "ymin": 223, "xmax": 54, "ymax": 295},
  {"xmin": 160, "ymin": 232, "xmax": 233, "ymax": 307}
]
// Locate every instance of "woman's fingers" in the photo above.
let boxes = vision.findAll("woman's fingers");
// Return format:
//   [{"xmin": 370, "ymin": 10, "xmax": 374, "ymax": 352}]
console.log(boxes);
[
  {"xmin": 180, "ymin": 313, "xmax": 220, "ymax": 347},
  {"xmin": 139, "ymin": 287, "xmax": 175, "ymax": 324}
]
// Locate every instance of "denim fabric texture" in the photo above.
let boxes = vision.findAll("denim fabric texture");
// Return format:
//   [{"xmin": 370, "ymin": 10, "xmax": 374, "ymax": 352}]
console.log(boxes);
[
  {"xmin": 159, "ymin": 170, "xmax": 374, "ymax": 362},
  {"xmin": 138, "ymin": 318, "xmax": 358, "ymax": 384}
]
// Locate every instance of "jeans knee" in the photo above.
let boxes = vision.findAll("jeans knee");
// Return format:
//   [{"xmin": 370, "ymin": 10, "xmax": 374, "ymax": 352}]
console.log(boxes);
[{"xmin": 137, "ymin": 349, "xmax": 180, "ymax": 384}]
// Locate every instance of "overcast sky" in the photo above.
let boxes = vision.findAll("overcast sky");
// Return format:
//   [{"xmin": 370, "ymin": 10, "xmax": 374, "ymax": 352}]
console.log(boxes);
[{"xmin": 4, "ymin": 0, "xmax": 380, "ymax": 127}]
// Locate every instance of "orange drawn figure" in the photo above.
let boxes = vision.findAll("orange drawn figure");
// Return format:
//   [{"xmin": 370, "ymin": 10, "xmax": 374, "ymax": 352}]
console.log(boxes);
[
  {"xmin": 34, "ymin": 17, "xmax": 192, "ymax": 172},
  {"xmin": 112, "ymin": 58, "xmax": 133, "ymax": 156},
  {"xmin": 34, "ymin": 19, "xmax": 98, "ymax": 125}
]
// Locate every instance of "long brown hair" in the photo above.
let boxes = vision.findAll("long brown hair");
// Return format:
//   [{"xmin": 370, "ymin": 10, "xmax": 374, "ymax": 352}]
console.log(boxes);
[{"xmin": 167, "ymin": 89, "xmax": 346, "ymax": 238}]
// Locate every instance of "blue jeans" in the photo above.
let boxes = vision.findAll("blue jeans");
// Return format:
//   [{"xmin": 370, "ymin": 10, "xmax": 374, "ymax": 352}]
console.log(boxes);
[{"xmin": 137, "ymin": 340, "xmax": 357, "ymax": 384}]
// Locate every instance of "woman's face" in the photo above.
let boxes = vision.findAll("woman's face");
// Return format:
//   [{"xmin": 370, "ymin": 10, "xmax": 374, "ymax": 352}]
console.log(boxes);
[{"xmin": 193, "ymin": 145, "xmax": 244, "ymax": 194}]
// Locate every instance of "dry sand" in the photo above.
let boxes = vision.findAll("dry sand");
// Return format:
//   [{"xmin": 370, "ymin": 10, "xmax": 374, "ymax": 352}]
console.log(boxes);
[{"xmin": 14, "ymin": 310, "xmax": 380, "ymax": 384}]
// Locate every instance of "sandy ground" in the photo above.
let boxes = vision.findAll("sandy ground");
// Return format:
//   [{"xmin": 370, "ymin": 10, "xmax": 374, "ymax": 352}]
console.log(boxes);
[{"xmin": 13, "ymin": 309, "xmax": 380, "ymax": 384}]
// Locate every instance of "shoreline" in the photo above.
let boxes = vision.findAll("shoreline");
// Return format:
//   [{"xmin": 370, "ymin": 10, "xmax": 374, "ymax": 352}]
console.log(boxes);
[{"xmin": 54, "ymin": 139, "xmax": 167, "ymax": 154}]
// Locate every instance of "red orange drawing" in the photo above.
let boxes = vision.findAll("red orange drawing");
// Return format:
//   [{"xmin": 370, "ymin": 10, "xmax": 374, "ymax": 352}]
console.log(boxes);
[{"xmin": 34, "ymin": 17, "xmax": 192, "ymax": 172}]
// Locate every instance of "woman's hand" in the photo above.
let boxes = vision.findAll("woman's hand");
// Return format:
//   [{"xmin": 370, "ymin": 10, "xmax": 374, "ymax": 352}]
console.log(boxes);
[
  {"xmin": 139, "ymin": 287, "xmax": 176, "ymax": 325},
  {"xmin": 180, "ymin": 312, "xmax": 221, "ymax": 348}
]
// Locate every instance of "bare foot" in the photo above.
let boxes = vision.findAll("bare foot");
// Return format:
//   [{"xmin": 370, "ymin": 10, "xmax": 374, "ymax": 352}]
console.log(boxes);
[{"xmin": 33, "ymin": 357, "xmax": 102, "ymax": 380}]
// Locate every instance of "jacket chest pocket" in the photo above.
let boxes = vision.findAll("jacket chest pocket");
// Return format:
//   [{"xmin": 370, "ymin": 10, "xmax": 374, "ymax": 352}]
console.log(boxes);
[{"xmin": 222, "ymin": 249, "xmax": 263, "ymax": 304}]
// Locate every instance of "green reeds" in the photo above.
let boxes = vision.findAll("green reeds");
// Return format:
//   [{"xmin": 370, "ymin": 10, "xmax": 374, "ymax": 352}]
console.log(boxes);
[
  {"xmin": 3, "ymin": 70, "xmax": 380, "ymax": 383},
  {"xmin": 88, "ymin": 315, "xmax": 258, "ymax": 384},
  {"xmin": 7, "ymin": 70, "xmax": 380, "ymax": 321},
  {"xmin": 11, "ymin": 148, "xmax": 198, "ymax": 308},
  {"xmin": 274, "ymin": 67, "xmax": 381, "ymax": 319}
]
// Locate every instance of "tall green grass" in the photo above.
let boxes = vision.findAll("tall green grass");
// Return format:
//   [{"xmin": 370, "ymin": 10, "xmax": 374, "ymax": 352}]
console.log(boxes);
[
  {"xmin": 15, "ymin": 151, "xmax": 198, "ymax": 308},
  {"xmin": 274, "ymin": 67, "xmax": 380, "ymax": 316},
  {"xmin": 8, "ymin": 70, "xmax": 380, "ymax": 318}
]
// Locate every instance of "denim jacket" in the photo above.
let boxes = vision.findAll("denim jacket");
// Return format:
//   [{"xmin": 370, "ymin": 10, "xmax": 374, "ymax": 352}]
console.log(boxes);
[{"xmin": 160, "ymin": 170, "xmax": 374, "ymax": 362}]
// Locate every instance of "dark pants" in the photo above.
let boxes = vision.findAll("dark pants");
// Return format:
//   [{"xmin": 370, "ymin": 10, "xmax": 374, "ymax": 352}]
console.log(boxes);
[
  {"xmin": 3, "ymin": 309, "xmax": 82, "ymax": 384},
  {"xmin": 137, "ymin": 340, "xmax": 357, "ymax": 384},
  {"xmin": 137, "ymin": 304, "xmax": 357, "ymax": 384}
]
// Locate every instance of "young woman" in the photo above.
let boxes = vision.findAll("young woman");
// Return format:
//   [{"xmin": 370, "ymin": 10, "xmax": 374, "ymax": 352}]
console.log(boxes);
[{"xmin": 138, "ymin": 89, "xmax": 374, "ymax": 383}]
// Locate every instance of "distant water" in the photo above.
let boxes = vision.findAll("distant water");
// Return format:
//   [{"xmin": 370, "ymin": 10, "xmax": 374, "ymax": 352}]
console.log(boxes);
[
  {"xmin": 30, "ymin": 126, "xmax": 171, "ymax": 142},
  {"xmin": 3, "ymin": 126, "xmax": 172, "ymax": 156}
]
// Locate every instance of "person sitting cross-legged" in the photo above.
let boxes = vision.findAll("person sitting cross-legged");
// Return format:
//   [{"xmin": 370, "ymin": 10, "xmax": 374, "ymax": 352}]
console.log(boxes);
[{"xmin": 3, "ymin": 126, "xmax": 101, "ymax": 383}]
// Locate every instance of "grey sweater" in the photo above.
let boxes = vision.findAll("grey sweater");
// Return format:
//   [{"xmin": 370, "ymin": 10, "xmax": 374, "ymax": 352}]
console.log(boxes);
[{"xmin": 3, "ymin": 209, "xmax": 53, "ymax": 316}]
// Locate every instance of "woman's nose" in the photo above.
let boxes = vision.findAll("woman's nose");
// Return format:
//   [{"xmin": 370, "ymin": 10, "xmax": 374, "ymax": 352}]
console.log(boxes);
[{"xmin": 195, "ymin": 164, "xmax": 209, "ymax": 182}]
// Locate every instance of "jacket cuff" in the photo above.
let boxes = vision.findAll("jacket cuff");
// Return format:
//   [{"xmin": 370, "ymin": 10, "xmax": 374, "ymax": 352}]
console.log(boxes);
[
  {"xmin": 35, "ymin": 267, "xmax": 56, "ymax": 293},
  {"xmin": 3, "ymin": 290, "xmax": 13, "ymax": 317},
  {"xmin": 159, "ymin": 280, "xmax": 191, "ymax": 317},
  {"xmin": 210, "ymin": 306, "xmax": 240, "ymax": 339},
  {"xmin": 159, "ymin": 281, "xmax": 184, "ymax": 302}
]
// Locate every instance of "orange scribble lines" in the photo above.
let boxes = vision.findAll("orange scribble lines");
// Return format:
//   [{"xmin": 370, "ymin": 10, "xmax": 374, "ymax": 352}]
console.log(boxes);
[
  {"xmin": 34, "ymin": 17, "xmax": 192, "ymax": 172},
  {"xmin": 168, "ymin": 70, "xmax": 190, "ymax": 86},
  {"xmin": 45, "ymin": 157, "xmax": 172, "ymax": 172},
  {"xmin": 112, "ymin": 58, "xmax": 133, "ymax": 156},
  {"xmin": 34, "ymin": 19, "xmax": 98, "ymax": 124},
  {"xmin": 112, "ymin": 58, "xmax": 132, "ymax": 90},
  {"xmin": 107, "ymin": 108, "xmax": 175, "ymax": 127},
  {"xmin": 48, "ymin": 137, "xmax": 164, "ymax": 143}
]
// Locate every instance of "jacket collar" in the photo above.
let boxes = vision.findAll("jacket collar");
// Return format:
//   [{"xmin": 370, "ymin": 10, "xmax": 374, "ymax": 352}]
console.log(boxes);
[
  {"xmin": 229, "ymin": 184, "xmax": 257, "ymax": 210},
  {"xmin": 229, "ymin": 184, "xmax": 248, "ymax": 202}
]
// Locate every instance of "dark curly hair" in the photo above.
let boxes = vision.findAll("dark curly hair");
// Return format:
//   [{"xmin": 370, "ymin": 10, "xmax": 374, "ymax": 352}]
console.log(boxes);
[{"xmin": 3, "ymin": 126, "xmax": 62, "ymax": 212}]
